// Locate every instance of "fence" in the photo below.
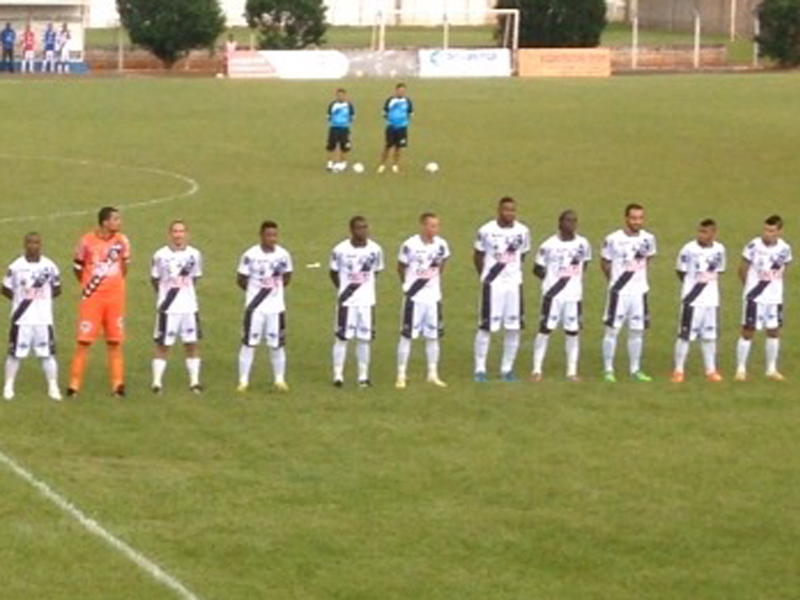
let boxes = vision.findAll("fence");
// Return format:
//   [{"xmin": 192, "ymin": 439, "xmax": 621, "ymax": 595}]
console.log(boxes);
[{"xmin": 635, "ymin": 0, "xmax": 759, "ymax": 39}]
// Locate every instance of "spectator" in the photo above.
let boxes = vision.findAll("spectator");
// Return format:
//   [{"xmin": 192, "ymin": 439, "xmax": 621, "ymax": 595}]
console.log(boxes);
[{"xmin": 1, "ymin": 23, "xmax": 16, "ymax": 73}]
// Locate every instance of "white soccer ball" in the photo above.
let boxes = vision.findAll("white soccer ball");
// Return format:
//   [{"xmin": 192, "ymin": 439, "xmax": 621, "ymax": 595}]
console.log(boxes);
[
  {"xmin": 425, "ymin": 162, "xmax": 440, "ymax": 174},
  {"xmin": 352, "ymin": 162, "xmax": 365, "ymax": 174}
]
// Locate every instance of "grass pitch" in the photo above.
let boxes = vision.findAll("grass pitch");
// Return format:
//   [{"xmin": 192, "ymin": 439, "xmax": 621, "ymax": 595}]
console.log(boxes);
[{"xmin": 0, "ymin": 74, "xmax": 798, "ymax": 600}]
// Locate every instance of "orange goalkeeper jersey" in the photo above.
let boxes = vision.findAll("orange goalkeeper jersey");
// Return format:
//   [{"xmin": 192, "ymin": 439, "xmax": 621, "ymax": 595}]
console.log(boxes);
[{"xmin": 73, "ymin": 231, "xmax": 131, "ymax": 300}]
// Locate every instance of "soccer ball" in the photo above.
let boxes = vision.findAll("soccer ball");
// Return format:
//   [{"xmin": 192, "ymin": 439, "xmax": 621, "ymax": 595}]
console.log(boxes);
[
  {"xmin": 425, "ymin": 162, "xmax": 440, "ymax": 174},
  {"xmin": 352, "ymin": 162, "xmax": 365, "ymax": 174}
]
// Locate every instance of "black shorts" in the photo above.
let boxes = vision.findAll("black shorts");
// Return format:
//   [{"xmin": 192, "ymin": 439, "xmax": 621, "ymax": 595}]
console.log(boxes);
[
  {"xmin": 327, "ymin": 127, "xmax": 352, "ymax": 152},
  {"xmin": 385, "ymin": 127, "xmax": 408, "ymax": 149}
]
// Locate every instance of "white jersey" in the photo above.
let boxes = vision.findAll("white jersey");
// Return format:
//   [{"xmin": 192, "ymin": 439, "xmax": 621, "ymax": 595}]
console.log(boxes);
[
  {"xmin": 474, "ymin": 220, "xmax": 531, "ymax": 287},
  {"xmin": 151, "ymin": 245, "xmax": 202, "ymax": 314},
  {"xmin": 3, "ymin": 256, "xmax": 61, "ymax": 326},
  {"xmin": 742, "ymin": 237, "xmax": 792, "ymax": 305},
  {"xmin": 238, "ymin": 245, "xmax": 293, "ymax": 314},
  {"xmin": 398, "ymin": 234, "xmax": 450, "ymax": 305},
  {"xmin": 330, "ymin": 239, "xmax": 384, "ymax": 307},
  {"xmin": 676, "ymin": 240, "xmax": 726, "ymax": 307},
  {"xmin": 601, "ymin": 229, "xmax": 657, "ymax": 296},
  {"xmin": 57, "ymin": 30, "xmax": 70, "ymax": 51},
  {"xmin": 535, "ymin": 234, "xmax": 592, "ymax": 302}
]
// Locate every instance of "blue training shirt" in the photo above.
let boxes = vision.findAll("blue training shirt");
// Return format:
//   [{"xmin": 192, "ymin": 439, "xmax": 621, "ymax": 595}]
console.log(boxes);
[
  {"xmin": 44, "ymin": 29, "xmax": 57, "ymax": 51},
  {"xmin": 384, "ymin": 96, "xmax": 413, "ymax": 129},
  {"xmin": 328, "ymin": 101, "xmax": 355, "ymax": 128},
  {"xmin": 1, "ymin": 28, "xmax": 15, "ymax": 49}
]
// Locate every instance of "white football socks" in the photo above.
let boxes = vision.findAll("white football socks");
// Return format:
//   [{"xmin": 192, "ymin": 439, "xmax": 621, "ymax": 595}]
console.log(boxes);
[
  {"xmin": 701, "ymin": 340, "xmax": 717, "ymax": 374},
  {"xmin": 425, "ymin": 339, "xmax": 440, "ymax": 379},
  {"xmin": 628, "ymin": 330, "xmax": 644, "ymax": 374},
  {"xmin": 270, "ymin": 347, "xmax": 286, "ymax": 384},
  {"xmin": 602, "ymin": 326, "xmax": 619, "ymax": 373},
  {"xmin": 474, "ymin": 330, "xmax": 490, "ymax": 374},
  {"xmin": 736, "ymin": 338, "xmax": 752, "ymax": 373},
  {"xmin": 500, "ymin": 330, "xmax": 520, "ymax": 374},
  {"xmin": 397, "ymin": 337, "xmax": 412, "ymax": 379},
  {"xmin": 357, "ymin": 341, "xmax": 371, "ymax": 382},
  {"xmin": 238, "ymin": 346, "xmax": 255, "ymax": 385},
  {"xmin": 332, "ymin": 339, "xmax": 348, "ymax": 381},
  {"xmin": 532, "ymin": 333, "xmax": 549, "ymax": 375},
  {"xmin": 765, "ymin": 338, "xmax": 780, "ymax": 374},
  {"xmin": 565, "ymin": 334, "xmax": 580, "ymax": 378},
  {"xmin": 152, "ymin": 358, "xmax": 167, "ymax": 387},
  {"xmin": 674, "ymin": 339, "xmax": 690, "ymax": 373}
]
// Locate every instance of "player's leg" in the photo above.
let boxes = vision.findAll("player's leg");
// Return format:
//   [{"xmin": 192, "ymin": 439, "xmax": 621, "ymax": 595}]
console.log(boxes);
[
  {"xmin": 473, "ymin": 283, "xmax": 494, "ymax": 381},
  {"xmin": 267, "ymin": 312, "xmax": 288, "ymax": 391},
  {"xmin": 338, "ymin": 130, "xmax": 351, "ymax": 171},
  {"xmin": 564, "ymin": 301, "xmax": 582, "ymax": 381},
  {"xmin": 3, "ymin": 325, "xmax": 27, "ymax": 400},
  {"xmin": 396, "ymin": 297, "xmax": 416, "ymax": 388},
  {"xmin": 68, "ymin": 299, "xmax": 104, "ymax": 395},
  {"xmin": 238, "ymin": 310, "xmax": 263, "ymax": 391},
  {"xmin": 701, "ymin": 308, "xmax": 721, "ymax": 381},
  {"xmin": 355, "ymin": 307, "xmax": 374, "ymax": 387},
  {"xmin": 500, "ymin": 285, "xmax": 523, "ymax": 381},
  {"xmin": 627, "ymin": 294, "xmax": 651, "ymax": 381},
  {"xmin": 184, "ymin": 313, "xmax": 202, "ymax": 392},
  {"xmin": 151, "ymin": 312, "xmax": 171, "ymax": 393},
  {"xmin": 103, "ymin": 300, "xmax": 126, "ymax": 396},
  {"xmin": 764, "ymin": 304, "xmax": 783, "ymax": 380},
  {"xmin": 34, "ymin": 325, "xmax": 61, "ymax": 400},
  {"xmin": 326, "ymin": 129, "xmax": 337, "ymax": 171},
  {"xmin": 601, "ymin": 291, "xmax": 625, "ymax": 381},
  {"xmin": 672, "ymin": 303, "xmax": 693, "ymax": 382},
  {"xmin": 378, "ymin": 128, "xmax": 393, "ymax": 173},
  {"xmin": 332, "ymin": 305, "xmax": 352, "ymax": 386},
  {"xmin": 532, "ymin": 294, "xmax": 558, "ymax": 381},
  {"xmin": 736, "ymin": 298, "xmax": 758, "ymax": 380},
  {"xmin": 424, "ymin": 303, "xmax": 445, "ymax": 386}
]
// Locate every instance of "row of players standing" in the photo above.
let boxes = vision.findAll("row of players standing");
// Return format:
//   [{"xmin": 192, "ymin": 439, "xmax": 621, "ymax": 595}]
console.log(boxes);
[
  {"xmin": 0, "ymin": 200, "xmax": 792, "ymax": 401},
  {"xmin": 0, "ymin": 22, "xmax": 72, "ymax": 74}
]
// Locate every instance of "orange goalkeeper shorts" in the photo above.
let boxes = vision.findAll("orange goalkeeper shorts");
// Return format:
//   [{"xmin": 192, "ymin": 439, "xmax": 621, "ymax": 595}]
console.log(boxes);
[{"xmin": 77, "ymin": 295, "xmax": 126, "ymax": 344}]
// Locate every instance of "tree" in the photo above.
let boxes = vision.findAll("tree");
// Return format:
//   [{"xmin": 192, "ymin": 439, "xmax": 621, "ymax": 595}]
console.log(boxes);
[
  {"xmin": 496, "ymin": 0, "xmax": 606, "ymax": 48},
  {"xmin": 245, "ymin": 0, "xmax": 327, "ymax": 50},
  {"xmin": 756, "ymin": 0, "xmax": 800, "ymax": 67},
  {"xmin": 117, "ymin": 0, "xmax": 226, "ymax": 68}
]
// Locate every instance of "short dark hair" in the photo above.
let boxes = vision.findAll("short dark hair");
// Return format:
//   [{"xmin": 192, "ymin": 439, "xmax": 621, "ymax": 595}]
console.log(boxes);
[
  {"xmin": 498, "ymin": 196, "xmax": 515, "ymax": 207},
  {"xmin": 699, "ymin": 218, "xmax": 716, "ymax": 228},
  {"xmin": 260, "ymin": 220, "xmax": 278, "ymax": 233},
  {"xmin": 625, "ymin": 203, "xmax": 644, "ymax": 216},
  {"xmin": 349, "ymin": 215, "xmax": 367, "ymax": 230},
  {"xmin": 419, "ymin": 212, "xmax": 437, "ymax": 223},
  {"xmin": 98, "ymin": 206, "xmax": 118, "ymax": 226},
  {"xmin": 765, "ymin": 215, "xmax": 783, "ymax": 228},
  {"xmin": 25, "ymin": 231, "xmax": 40, "ymax": 241},
  {"xmin": 559, "ymin": 209, "xmax": 577, "ymax": 223},
  {"xmin": 396, "ymin": 82, "xmax": 406, "ymax": 89},
  {"xmin": 336, "ymin": 88, "xmax": 346, "ymax": 94}
]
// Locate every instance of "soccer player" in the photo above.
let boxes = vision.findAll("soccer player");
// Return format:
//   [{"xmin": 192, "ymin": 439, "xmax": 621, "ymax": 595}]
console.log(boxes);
[
  {"xmin": 330, "ymin": 216, "xmax": 384, "ymax": 387},
  {"xmin": 20, "ymin": 24, "xmax": 34, "ymax": 74},
  {"xmin": 68, "ymin": 207, "xmax": 131, "ymax": 397},
  {"xmin": 601, "ymin": 203, "xmax": 657, "ymax": 383},
  {"xmin": 396, "ymin": 213, "xmax": 450, "ymax": 389},
  {"xmin": 42, "ymin": 23, "xmax": 57, "ymax": 73},
  {"xmin": 56, "ymin": 23, "xmax": 70, "ymax": 73},
  {"xmin": 2, "ymin": 233, "xmax": 62, "ymax": 401},
  {"xmin": 326, "ymin": 88, "xmax": 355, "ymax": 173},
  {"xmin": 531, "ymin": 210, "xmax": 592, "ymax": 382},
  {"xmin": 377, "ymin": 83, "xmax": 413, "ymax": 174},
  {"xmin": 151, "ymin": 221, "xmax": 203, "ymax": 394},
  {"xmin": 735, "ymin": 215, "xmax": 792, "ymax": 381},
  {"xmin": 1, "ymin": 23, "xmax": 15, "ymax": 73},
  {"xmin": 224, "ymin": 33, "xmax": 237, "ymax": 77},
  {"xmin": 237, "ymin": 221, "xmax": 293, "ymax": 392},
  {"xmin": 473, "ymin": 197, "xmax": 531, "ymax": 382},
  {"xmin": 672, "ymin": 219, "xmax": 726, "ymax": 383}
]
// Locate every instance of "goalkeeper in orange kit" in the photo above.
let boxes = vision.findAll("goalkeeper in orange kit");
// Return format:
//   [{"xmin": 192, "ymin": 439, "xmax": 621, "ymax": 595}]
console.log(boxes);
[{"xmin": 67, "ymin": 207, "xmax": 131, "ymax": 398}]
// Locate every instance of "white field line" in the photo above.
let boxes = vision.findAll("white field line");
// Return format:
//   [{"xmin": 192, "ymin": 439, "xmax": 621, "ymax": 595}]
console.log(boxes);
[
  {"xmin": 0, "ymin": 447, "xmax": 206, "ymax": 600},
  {"xmin": 0, "ymin": 154, "xmax": 200, "ymax": 225}
]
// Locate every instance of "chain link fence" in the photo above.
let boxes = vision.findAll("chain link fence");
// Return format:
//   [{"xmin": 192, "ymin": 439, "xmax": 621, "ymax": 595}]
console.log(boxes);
[{"xmin": 636, "ymin": 0, "xmax": 759, "ymax": 38}]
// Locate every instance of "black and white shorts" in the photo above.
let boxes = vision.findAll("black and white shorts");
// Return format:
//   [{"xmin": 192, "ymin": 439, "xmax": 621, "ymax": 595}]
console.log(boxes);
[
  {"xmin": 479, "ymin": 284, "xmax": 524, "ymax": 333},
  {"xmin": 604, "ymin": 292, "xmax": 649, "ymax": 331},
  {"xmin": 743, "ymin": 300, "xmax": 783, "ymax": 331},
  {"xmin": 335, "ymin": 305, "xmax": 375, "ymax": 341},
  {"xmin": 242, "ymin": 311, "xmax": 286, "ymax": 348},
  {"xmin": 385, "ymin": 126, "xmax": 408, "ymax": 149},
  {"xmin": 327, "ymin": 127, "xmax": 352, "ymax": 152},
  {"xmin": 678, "ymin": 305, "xmax": 718, "ymax": 341},
  {"xmin": 401, "ymin": 299, "xmax": 443, "ymax": 340},
  {"xmin": 540, "ymin": 297, "xmax": 582, "ymax": 334},
  {"xmin": 8, "ymin": 324, "xmax": 55, "ymax": 358},
  {"xmin": 154, "ymin": 312, "xmax": 202, "ymax": 346}
]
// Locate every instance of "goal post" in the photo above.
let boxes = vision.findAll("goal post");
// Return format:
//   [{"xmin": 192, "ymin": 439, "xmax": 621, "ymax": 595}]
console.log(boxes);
[{"xmin": 370, "ymin": 8, "xmax": 520, "ymax": 55}]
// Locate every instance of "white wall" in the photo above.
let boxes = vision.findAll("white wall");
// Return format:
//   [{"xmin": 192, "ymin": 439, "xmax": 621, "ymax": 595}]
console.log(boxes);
[{"xmin": 87, "ymin": 0, "xmax": 496, "ymax": 28}]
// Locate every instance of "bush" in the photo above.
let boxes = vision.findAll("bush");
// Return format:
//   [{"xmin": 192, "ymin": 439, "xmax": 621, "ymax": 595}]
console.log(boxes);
[
  {"xmin": 756, "ymin": 0, "xmax": 800, "ymax": 67},
  {"xmin": 245, "ymin": 0, "xmax": 327, "ymax": 50},
  {"xmin": 117, "ymin": 0, "xmax": 226, "ymax": 68},
  {"xmin": 496, "ymin": 0, "xmax": 606, "ymax": 48}
]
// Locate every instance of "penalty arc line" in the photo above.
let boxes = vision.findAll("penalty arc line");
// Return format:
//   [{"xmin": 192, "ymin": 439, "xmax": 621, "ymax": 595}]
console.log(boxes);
[
  {"xmin": 0, "ymin": 447, "xmax": 206, "ymax": 600},
  {"xmin": 0, "ymin": 155, "xmax": 201, "ymax": 225}
]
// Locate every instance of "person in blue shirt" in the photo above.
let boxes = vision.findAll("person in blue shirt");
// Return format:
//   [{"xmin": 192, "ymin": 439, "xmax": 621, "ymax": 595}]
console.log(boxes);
[
  {"xmin": 378, "ymin": 83, "xmax": 414, "ymax": 174},
  {"xmin": 326, "ymin": 88, "xmax": 356, "ymax": 172},
  {"xmin": 43, "ymin": 23, "xmax": 57, "ymax": 73},
  {"xmin": 1, "ymin": 23, "xmax": 16, "ymax": 73}
]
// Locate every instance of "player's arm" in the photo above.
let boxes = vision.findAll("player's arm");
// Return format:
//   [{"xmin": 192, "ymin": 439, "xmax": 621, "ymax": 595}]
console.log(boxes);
[
  {"xmin": 600, "ymin": 258, "xmax": 612, "ymax": 281},
  {"xmin": 236, "ymin": 273, "xmax": 248, "ymax": 291},
  {"xmin": 283, "ymin": 272, "xmax": 292, "ymax": 288},
  {"xmin": 329, "ymin": 270, "xmax": 340, "ymax": 288},
  {"xmin": 533, "ymin": 264, "xmax": 546, "ymax": 280},
  {"xmin": 676, "ymin": 270, "xmax": 685, "ymax": 282},
  {"xmin": 738, "ymin": 258, "xmax": 751, "ymax": 285},
  {"xmin": 1, "ymin": 285, "xmax": 12, "ymax": 300},
  {"xmin": 72, "ymin": 245, "xmax": 85, "ymax": 283},
  {"xmin": 473, "ymin": 250, "xmax": 484, "ymax": 277},
  {"xmin": 397, "ymin": 261, "xmax": 407, "ymax": 283}
]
